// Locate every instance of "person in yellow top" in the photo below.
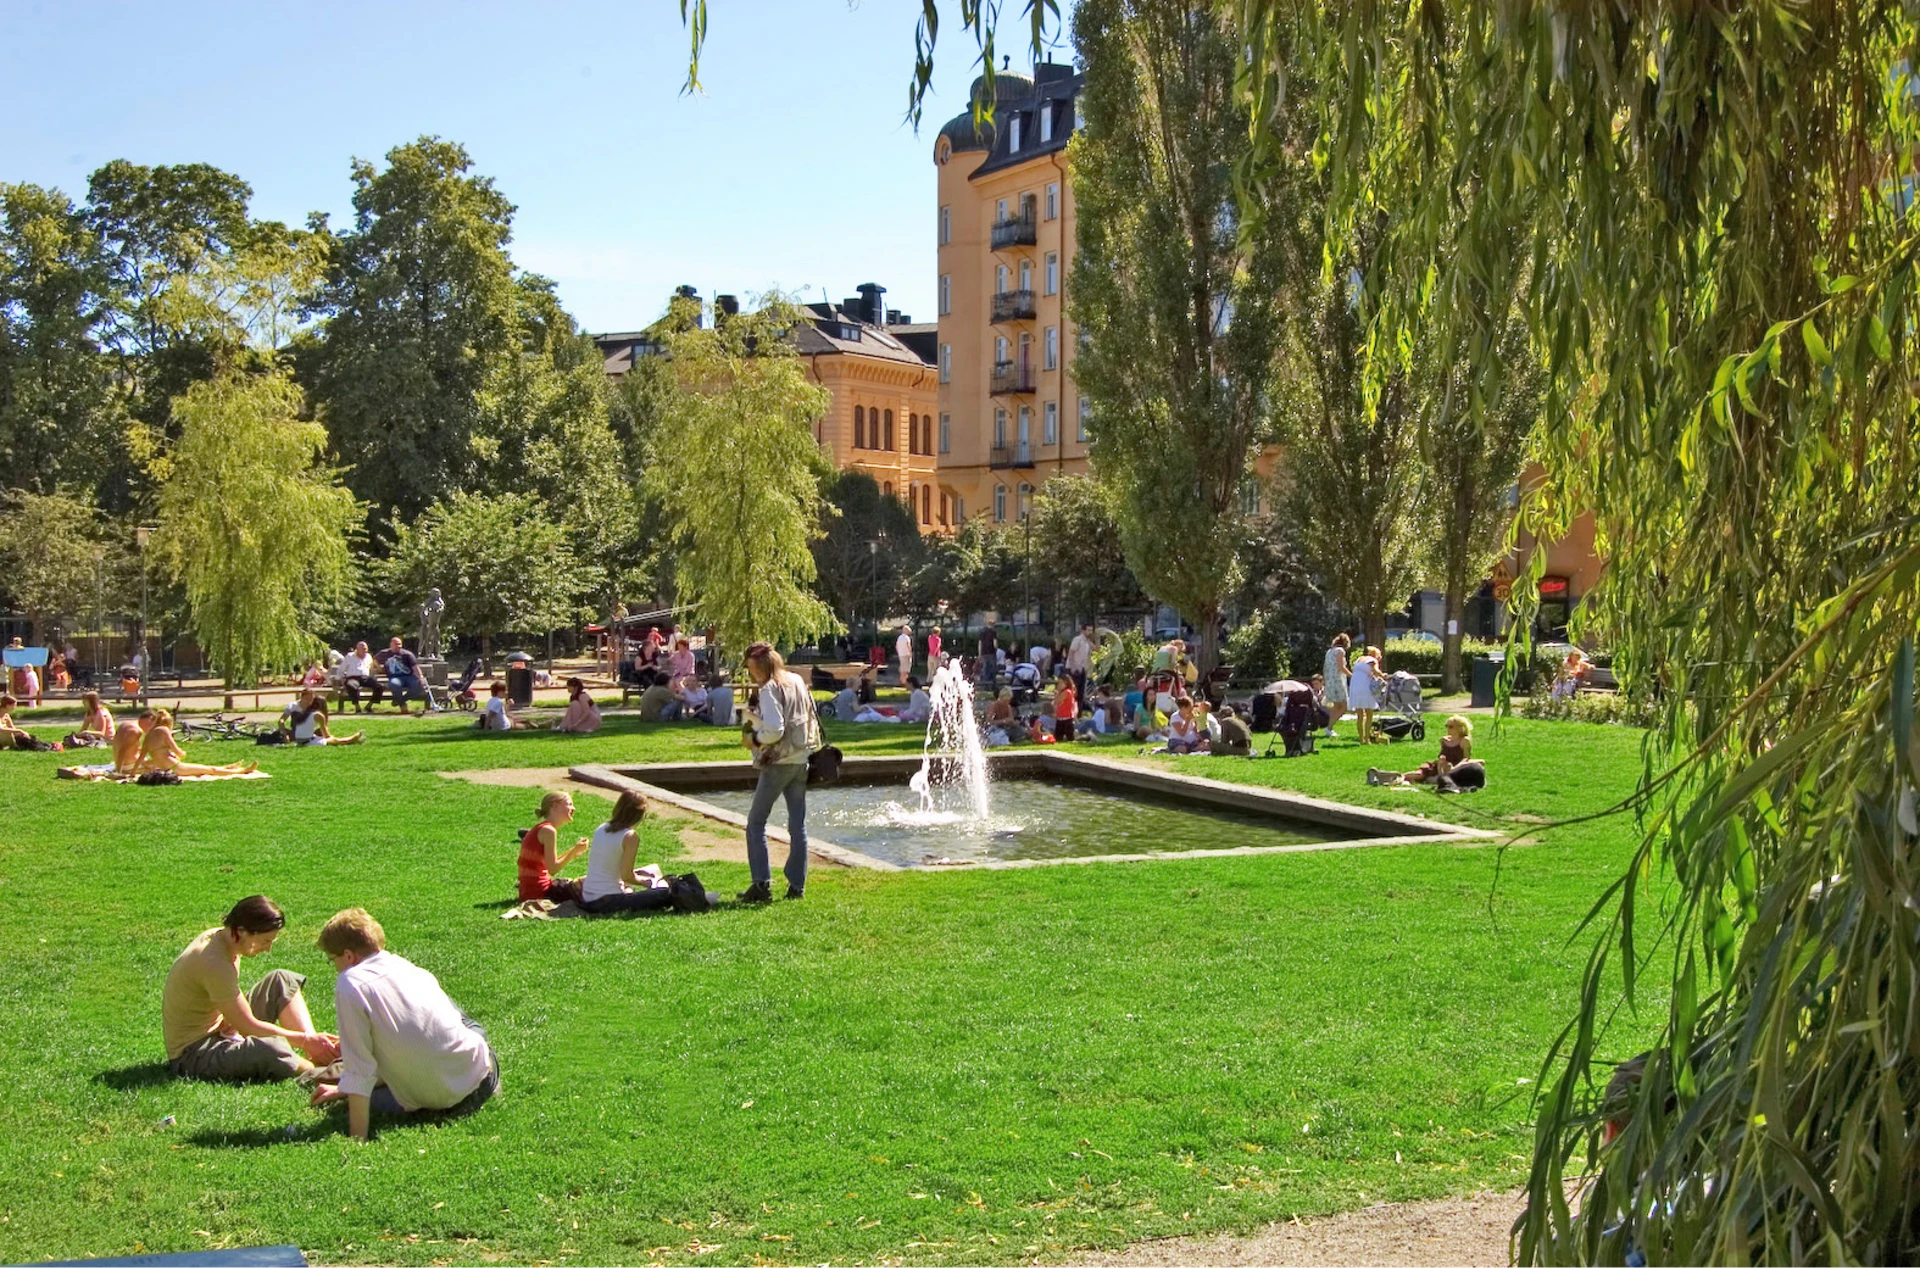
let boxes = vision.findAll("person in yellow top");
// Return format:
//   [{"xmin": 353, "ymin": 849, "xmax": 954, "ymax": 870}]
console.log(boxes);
[{"xmin": 162, "ymin": 896, "xmax": 338, "ymax": 1081}]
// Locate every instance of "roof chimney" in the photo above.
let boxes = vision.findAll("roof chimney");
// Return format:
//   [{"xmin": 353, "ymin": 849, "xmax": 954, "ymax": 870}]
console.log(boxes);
[
  {"xmin": 855, "ymin": 282, "xmax": 886, "ymax": 326},
  {"xmin": 716, "ymin": 294, "xmax": 740, "ymax": 316}
]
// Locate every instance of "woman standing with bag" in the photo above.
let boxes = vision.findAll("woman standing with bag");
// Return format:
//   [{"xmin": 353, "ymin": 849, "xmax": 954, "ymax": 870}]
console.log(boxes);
[{"xmin": 738, "ymin": 642, "xmax": 819, "ymax": 903}]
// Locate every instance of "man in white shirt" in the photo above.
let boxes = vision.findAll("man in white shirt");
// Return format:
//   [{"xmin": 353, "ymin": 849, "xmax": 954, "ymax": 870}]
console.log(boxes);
[
  {"xmin": 333, "ymin": 641, "xmax": 384, "ymax": 712},
  {"xmin": 308, "ymin": 909, "xmax": 498, "ymax": 1140},
  {"xmin": 1066, "ymin": 623, "xmax": 1096, "ymax": 699}
]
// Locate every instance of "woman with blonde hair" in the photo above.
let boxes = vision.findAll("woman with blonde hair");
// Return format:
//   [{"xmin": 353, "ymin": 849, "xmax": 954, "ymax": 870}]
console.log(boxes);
[
  {"xmin": 73, "ymin": 690, "xmax": 114, "ymax": 744},
  {"xmin": 518, "ymin": 791, "xmax": 590, "ymax": 903},
  {"xmin": 1349, "ymin": 645, "xmax": 1383, "ymax": 745},
  {"xmin": 136, "ymin": 708, "xmax": 258, "ymax": 777}
]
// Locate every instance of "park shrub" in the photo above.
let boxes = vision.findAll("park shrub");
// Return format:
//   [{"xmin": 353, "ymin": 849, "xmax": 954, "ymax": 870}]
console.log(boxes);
[
  {"xmin": 1380, "ymin": 636, "xmax": 1499, "ymax": 677},
  {"xmin": 1221, "ymin": 612, "xmax": 1291, "ymax": 681},
  {"xmin": 1518, "ymin": 687, "xmax": 1657, "ymax": 728}
]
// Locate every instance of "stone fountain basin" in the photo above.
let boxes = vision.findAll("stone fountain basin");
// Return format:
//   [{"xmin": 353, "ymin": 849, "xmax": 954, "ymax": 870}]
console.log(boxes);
[{"xmin": 569, "ymin": 752, "xmax": 1489, "ymax": 872}]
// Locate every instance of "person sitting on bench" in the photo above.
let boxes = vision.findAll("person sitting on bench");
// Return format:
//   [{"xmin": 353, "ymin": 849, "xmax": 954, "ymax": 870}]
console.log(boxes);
[
  {"xmin": 383, "ymin": 637, "xmax": 438, "ymax": 713},
  {"xmin": 162, "ymin": 895, "xmax": 339, "ymax": 1081},
  {"xmin": 135, "ymin": 708, "xmax": 257, "ymax": 776},
  {"xmin": 333, "ymin": 641, "xmax": 385, "ymax": 712},
  {"xmin": 308, "ymin": 909, "xmax": 499, "ymax": 1140}
]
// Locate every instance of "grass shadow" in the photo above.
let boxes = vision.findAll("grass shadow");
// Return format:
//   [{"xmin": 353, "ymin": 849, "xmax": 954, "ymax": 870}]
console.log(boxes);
[
  {"xmin": 472, "ymin": 897, "xmax": 522, "ymax": 910},
  {"xmin": 93, "ymin": 1061, "xmax": 175, "ymax": 1091},
  {"xmin": 185, "ymin": 1119, "xmax": 338, "ymax": 1148}
]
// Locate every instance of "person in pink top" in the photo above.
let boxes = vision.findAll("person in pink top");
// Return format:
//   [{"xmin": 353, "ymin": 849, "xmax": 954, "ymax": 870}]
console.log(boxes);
[
  {"xmin": 667, "ymin": 637, "xmax": 696, "ymax": 681},
  {"xmin": 927, "ymin": 626, "xmax": 943, "ymax": 671}
]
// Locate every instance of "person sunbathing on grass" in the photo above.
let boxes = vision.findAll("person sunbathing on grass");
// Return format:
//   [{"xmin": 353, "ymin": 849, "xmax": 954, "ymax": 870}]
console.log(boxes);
[
  {"xmin": 72, "ymin": 690, "xmax": 114, "ymax": 744},
  {"xmin": 308, "ymin": 908, "xmax": 499, "ymax": 1141},
  {"xmin": 0, "ymin": 694, "xmax": 52, "ymax": 750},
  {"xmin": 162, "ymin": 895, "xmax": 339, "ymax": 1082},
  {"xmin": 135, "ymin": 708, "xmax": 257, "ymax": 777}
]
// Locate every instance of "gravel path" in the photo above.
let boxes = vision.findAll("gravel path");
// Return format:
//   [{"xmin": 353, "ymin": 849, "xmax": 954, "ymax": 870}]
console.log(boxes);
[{"xmin": 1067, "ymin": 1189, "xmax": 1524, "ymax": 1267}]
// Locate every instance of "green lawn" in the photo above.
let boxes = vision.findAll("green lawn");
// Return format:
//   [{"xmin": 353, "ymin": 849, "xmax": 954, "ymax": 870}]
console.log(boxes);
[{"xmin": 0, "ymin": 712, "xmax": 1656, "ymax": 1265}]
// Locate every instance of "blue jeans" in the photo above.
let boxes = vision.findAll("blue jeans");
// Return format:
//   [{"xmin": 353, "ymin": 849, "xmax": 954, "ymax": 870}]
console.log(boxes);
[
  {"xmin": 368, "ymin": 1014, "xmax": 497, "ymax": 1117},
  {"xmin": 745, "ymin": 762, "xmax": 809, "ymax": 890},
  {"xmin": 390, "ymin": 673, "xmax": 439, "ymax": 710}
]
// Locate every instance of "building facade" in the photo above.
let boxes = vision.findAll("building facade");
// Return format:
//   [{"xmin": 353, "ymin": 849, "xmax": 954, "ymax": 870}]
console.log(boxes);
[{"xmin": 932, "ymin": 64, "xmax": 1088, "ymax": 531}]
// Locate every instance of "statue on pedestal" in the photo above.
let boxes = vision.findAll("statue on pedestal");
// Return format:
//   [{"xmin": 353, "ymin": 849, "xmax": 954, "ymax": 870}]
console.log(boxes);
[{"xmin": 419, "ymin": 588, "xmax": 445, "ymax": 660}]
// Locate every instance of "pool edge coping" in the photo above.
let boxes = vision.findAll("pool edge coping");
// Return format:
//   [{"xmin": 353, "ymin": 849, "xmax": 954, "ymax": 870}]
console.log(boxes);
[{"xmin": 569, "ymin": 752, "xmax": 1492, "ymax": 873}]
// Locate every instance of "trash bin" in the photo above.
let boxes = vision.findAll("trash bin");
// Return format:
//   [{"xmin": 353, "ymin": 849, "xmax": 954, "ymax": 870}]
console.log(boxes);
[
  {"xmin": 1470, "ymin": 650, "xmax": 1505, "ymax": 709},
  {"xmin": 504, "ymin": 650, "xmax": 535, "ymax": 709}
]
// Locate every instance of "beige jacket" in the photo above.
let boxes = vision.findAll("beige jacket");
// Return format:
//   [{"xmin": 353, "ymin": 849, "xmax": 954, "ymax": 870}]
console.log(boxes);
[{"xmin": 752, "ymin": 670, "xmax": 820, "ymax": 767}]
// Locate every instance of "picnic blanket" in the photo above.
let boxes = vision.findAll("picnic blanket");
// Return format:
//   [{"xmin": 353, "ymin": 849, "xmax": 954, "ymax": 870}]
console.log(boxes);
[
  {"xmin": 500, "ymin": 898, "xmax": 586, "ymax": 921},
  {"xmin": 55, "ymin": 765, "xmax": 271, "ymax": 783}
]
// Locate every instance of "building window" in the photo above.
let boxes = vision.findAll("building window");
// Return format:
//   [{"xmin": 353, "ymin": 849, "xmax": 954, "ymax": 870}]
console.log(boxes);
[
  {"xmin": 996, "ymin": 263, "xmax": 1009, "ymax": 295},
  {"xmin": 939, "ymin": 274, "xmax": 951, "ymax": 315},
  {"xmin": 884, "ymin": 409, "xmax": 895, "ymax": 451},
  {"xmin": 939, "ymin": 492, "xmax": 949, "ymax": 525},
  {"xmin": 954, "ymin": 495, "xmax": 965, "ymax": 524},
  {"xmin": 907, "ymin": 412, "xmax": 917, "ymax": 454},
  {"xmin": 1045, "ymin": 182, "xmax": 1059, "ymax": 220},
  {"xmin": 1077, "ymin": 395, "xmax": 1090, "ymax": 442},
  {"xmin": 939, "ymin": 205, "xmax": 951, "ymax": 245},
  {"xmin": 939, "ymin": 343, "xmax": 951, "ymax": 383},
  {"xmin": 1018, "ymin": 332, "xmax": 1032, "ymax": 369},
  {"xmin": 1019, "ymin": 259, "xmax": 1032, "ymax": 292},
  {"xmin": 994, "ymin": 484, "xmax": 1007, "ymax": 522},
  {"xmin": 854, "ymin": 404, "xmax": 866, "ymax": 449},
  {"xmin": 1240, "ymin": 476, "xmax": 1260, "ymax": 516},
  {"xmin": 995, "ymin": 335, "xmax": 1008, "ymax": 364},
  {"xmin": 995, "ymin": 197, "xmax": 1007, "ymax": 223},
  {"xmin": 1045, "ymin": 252, "xmax": 1059, "ymax": 295},
  {"xmin": 1010, "ymin": 114, "xmax": 1022, "ymax": 151},
  {"xmin": 921, "ymin": 484, "xmax": 931, "ymax": 524},
  {"xmin": 1017, "ymin": 482, "xmax": 1033, "ymax": 521},
  {"xmin": 1040, "ymin": 103, "xmax": 1053, "ymax": 143},
  {"xmin": 1017, "ymin": 405, "xmax": 1031, "ymax": 453},
  {"xmin": 1044, "ymin": 326, "xmax": 1058, "ymax": 370},
  {"xmin": 939, "ymin": 413, "xmax": 951, "ymax": 454},
  {"xmin": 994, "ymin": 407, "xmax": 1007, "ymax": 447},
  {"xmin": 884, "ymin": 481, "xmax": 893, "ymax": 497},
  {"xmin": 1044, "ymin": 400, "xmax": 1058, "ymax": 445}
]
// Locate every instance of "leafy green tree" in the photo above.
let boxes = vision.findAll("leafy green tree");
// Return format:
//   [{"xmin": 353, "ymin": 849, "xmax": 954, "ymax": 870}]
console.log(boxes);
[
  {"xmin": 0, "ymin": 184, "xmax": 124, "ymax": 498},
  {"xmin": 646, "ymin": 293, "xmax": 834, "ymax": 657},
  {"xmin": 1068, "ymin": 0, "xmax": 1289, "ymax": 675},
  {"xmin": 813, "ymin": 469, "xmax": 922, "ymax": 638},
  {"xmin": 306, "ymin": 137, "xmax": 519, "ymax": 531},
  {"xmin": 153, "ymin": 369, "xmax": 358, "ymax": 687},
  {"xmin": 906, "ymin": 518, "xmax": 1026, "ymax": 630},
  {"xmin": 380, "ymin": 490, "xmax": 594, "ymax": 668},
  {"xmin": 1418, "ymin": 319, "xmax": 1540, "ymax": 692},
  {"xmin": 1264, "ymin": 1, "xmax": 1920, "ymax": 1260},
  {"xmin": 1027, "ymin": 474, "xmax": 1147, "ymax": 624},
  {"xmin": 0, "ymin": 488, "xmax": 126, "ymax": 644},
  {"xmin": 1267, "ymin": 204, "xmax": 1435, "ymax": 653},
  {"xmin": 476, "ymin": 275, "xmax": 634, "ymax": 609}
]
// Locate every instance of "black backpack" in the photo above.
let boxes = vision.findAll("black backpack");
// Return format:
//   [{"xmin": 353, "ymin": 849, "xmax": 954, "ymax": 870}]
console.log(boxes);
[{"xmin": 666, "ymin": 872, "xmax": 715, "ymax": 912}]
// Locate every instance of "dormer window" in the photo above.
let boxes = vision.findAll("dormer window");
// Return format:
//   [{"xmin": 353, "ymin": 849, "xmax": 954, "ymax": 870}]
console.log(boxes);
[
  {"xmin": 1010, "ymin": 114, "xmax": 1022, "ymax": 151},
  {"xmin": 1040, "ymin": 103, "xmax": 1053, "ymax": 143}
]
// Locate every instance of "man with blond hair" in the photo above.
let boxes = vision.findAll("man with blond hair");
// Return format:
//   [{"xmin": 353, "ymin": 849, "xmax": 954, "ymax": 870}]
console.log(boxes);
[{"xmin": 307, "ymin": 909, "xmax": 497, "ymax": 1140}]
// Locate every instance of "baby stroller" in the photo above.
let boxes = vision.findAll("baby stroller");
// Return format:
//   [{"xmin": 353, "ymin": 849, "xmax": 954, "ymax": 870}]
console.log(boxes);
[
  {"xmin": 1264, "ymin": 679, "xmax": 1326, "ymax": 758},
  {"xmin": 1371, "ymin": 669, "xmax": 1427, "ymax": 742},
  {"xmin": 448, "ymin": 657, "xmax": 484, "ymax": 712},
  {"xmin": 1008, "ymin": 661, "xmax": 1044, "ymax": 710}
]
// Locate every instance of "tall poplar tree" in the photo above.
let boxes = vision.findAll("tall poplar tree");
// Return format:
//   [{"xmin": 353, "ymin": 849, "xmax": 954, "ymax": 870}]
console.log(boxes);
[{"xmin": 1068, "ymin": 0, "xmax": 1288, "ymax": 675}]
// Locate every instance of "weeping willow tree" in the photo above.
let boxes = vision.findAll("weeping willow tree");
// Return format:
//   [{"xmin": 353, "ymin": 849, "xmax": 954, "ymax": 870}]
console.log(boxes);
[
  {"xmin": 646, "ymin": 292, "xmax": 835, "ymax": 659},
  {"xmin": 1238, "ymin": 1, "xmax": 1920, "ymax": 1263}
]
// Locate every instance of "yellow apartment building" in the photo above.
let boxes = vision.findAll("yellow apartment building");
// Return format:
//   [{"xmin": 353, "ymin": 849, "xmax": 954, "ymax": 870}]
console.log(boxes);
[
  {"xmin": 931, "ymin": 64, "xmax": 1089, "ymax": 530},
  {"xmin": 593, "ymin": 286, "xmax": 945, "ymax": 530}
]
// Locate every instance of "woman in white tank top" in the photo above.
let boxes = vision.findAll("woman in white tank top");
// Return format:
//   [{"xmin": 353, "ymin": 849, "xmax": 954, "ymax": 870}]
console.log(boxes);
[{"xmin": 579, "ymin": 791, "xmax": 672, "ymax": 915}]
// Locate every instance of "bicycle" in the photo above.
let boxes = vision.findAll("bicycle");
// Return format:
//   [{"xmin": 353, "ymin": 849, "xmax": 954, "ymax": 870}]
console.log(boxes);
[{"xmin": 175, "ymin": 712, "xmax": 263, "ymax": 744}]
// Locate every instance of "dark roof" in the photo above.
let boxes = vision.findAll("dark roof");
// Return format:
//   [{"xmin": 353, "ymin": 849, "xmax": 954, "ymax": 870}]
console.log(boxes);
[
  {"xmin": 791, "ymin": 310, "xmax": 933, "ymax": 368},
  {"xmin": 885, "ymin": 322, "xmax": 939, "ymax": 364},
  {"xmin": 936, "ymin": 63, "xmax": 1082, "ymax": 178}
]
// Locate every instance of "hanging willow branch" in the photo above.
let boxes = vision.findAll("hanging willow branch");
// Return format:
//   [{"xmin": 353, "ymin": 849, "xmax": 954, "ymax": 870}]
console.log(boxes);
[{"xmin": 1237, "ymin": 0, "xmax": 1920, "ymax": 1262}]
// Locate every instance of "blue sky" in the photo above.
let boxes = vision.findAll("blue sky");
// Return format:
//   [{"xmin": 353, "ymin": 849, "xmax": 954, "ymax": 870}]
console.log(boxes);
[{"xmin": 2, "ymin": 0, "xmax": 1071, "ymax": 333}]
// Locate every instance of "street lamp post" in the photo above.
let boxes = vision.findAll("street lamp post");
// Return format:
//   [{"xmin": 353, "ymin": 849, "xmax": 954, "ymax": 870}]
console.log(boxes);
[
  {"xmin": 134, "ymin": 526, "xmax": 155, "ymax": 696},
  {"xmin": 867, "ymin": 540, "xmax": 877, "ymax": 663}
]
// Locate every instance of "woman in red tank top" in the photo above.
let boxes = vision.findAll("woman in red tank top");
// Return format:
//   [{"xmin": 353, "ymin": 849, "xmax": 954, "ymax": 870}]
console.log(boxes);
[{"xmin": 519, "ymin": 791, "xmax": 589, "ymax": 903}]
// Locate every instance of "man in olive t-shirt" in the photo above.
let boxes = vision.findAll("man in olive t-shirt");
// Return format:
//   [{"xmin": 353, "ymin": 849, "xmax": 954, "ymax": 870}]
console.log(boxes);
[{"xmin": 162, "ymin": 896, "xmax": 338, "ymax": 1082}]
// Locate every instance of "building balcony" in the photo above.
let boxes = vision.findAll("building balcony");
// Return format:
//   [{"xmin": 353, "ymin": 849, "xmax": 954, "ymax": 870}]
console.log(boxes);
[
  {"xmin": 990, "ymin": 361, "xmax": 1036, "ymax": 396},
  {"xmin": 990, "ymin": 445, "xmax": 1034, "ymax": 470},
  {"xmin": 990, "ymin": 214, "xmax": 1037, "ymax": 250},
  {"xmin": 990, "ymin": 289, "xmax": 1036, "ymax": 323}
]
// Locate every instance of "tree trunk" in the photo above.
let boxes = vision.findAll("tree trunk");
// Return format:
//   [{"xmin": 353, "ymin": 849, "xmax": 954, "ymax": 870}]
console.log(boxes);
[
  {"xmin": 1364, "ymin": 608, "xmax": 1389, "ymax": 666},
  {"xmin": 480, "ymin": 632, "xmax": 493, "ymax": 676},
  {"xmin": 1441, "ymin": 556, "xmax": 1470, "ymax": 695},
  {"xmin": 1193, "ymin": 601, "xmax": 1222, "ymax": 681}
]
